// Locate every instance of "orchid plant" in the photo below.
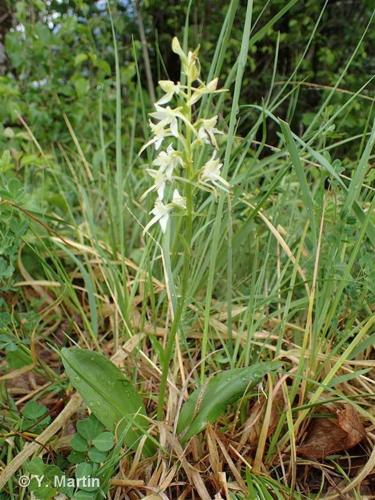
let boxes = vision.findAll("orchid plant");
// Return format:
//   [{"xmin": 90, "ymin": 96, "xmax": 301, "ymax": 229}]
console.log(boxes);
[
  {"xmin": 139, "ymin": 38, "xmax": 228, "ymax": 418},
  {"xmin": 140, "ymin": 37, "xmax": 228, "ymax": 235}
]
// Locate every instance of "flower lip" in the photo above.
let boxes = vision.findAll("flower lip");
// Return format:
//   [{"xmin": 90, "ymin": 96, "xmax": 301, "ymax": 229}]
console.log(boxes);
[
  {"xmin": 143, "ymin": 168, "xmax": 169, "ymax": 200},
  {"xmin": 172, "ymin": 189, "xmax": 186, "ymax": 209},
  {"xmin": 153, "ymin": 144, "xmax": 183, "ymax": 175},
  {"xmin": 196, "ymin": 115, "xmax": 222, "ymax": 148},
  {"xmin": 200, "ymin": 152, "xmax": 230, "ymax": 191},
  {"xmin": 143, "ymin": 200, "xmax": 171, "ymax": 234},
  {"xmin": 139, "ymin": 119, "xmax": 173, "ymax": 154},
  {"xmin": 149, "ymin": 105, "xmax": 181, "ymax": 137}
]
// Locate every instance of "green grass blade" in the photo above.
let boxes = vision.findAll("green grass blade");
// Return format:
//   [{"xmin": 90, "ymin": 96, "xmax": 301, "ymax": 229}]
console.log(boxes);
[
  {"xmin": 54, "ymin": 241, "xmax": 98, "ymax": 341},
  {"xmin": 280, "ymin": 119, "xmax": 317, "ymax": 242},
  {"xmin": 342, "ymin": 119, "xmax": 375, "ymax": 215},
  {"xmin": 201, "ymin": 0, "xmax": 254, "ymax": 381}
]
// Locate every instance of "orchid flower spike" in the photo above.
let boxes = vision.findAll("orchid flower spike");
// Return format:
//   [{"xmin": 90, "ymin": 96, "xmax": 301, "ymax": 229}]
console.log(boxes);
[{"xmin": 140, "ymin": 36, "xmax": 228, "ymax": 235}]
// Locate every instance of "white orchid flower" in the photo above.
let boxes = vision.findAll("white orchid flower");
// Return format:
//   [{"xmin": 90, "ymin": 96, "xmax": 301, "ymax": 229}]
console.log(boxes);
[
  {"xmin": 196, "ymin": 115, "xmax": 222, "ymax": 148},
  {"xmin": 142, "ymin": 168, "xmax": 170, "ymax": 201},
  {"xmin": 150, "ymin": 105, "xmax": 180, "ymax": 137},
  {"xmin": 143, "ymin": 200, "xmax": 171, "ymax": 234},
  {"xmin": 172, "ymin": 189, "xmax": 186, "ymax": 209},
  {"xmin": 150, "ymin": 119, "xmax": 171, "ymax": 149},
  {"xmin": 150, "ymin": 104, "xmax": 196, "ymax": 138},
  {"xmin": 200, "ymin": 152, "xmax": 230, "ymax": 191},
  {"xmin": 156, "ymin": 80, "xmax": 180, "ymax": 105},
  {"xmin": 153, "ymin": 144, "xmax": 183, "ymax": 176},
  {"xmin": 139, "ymin": 119, "xmax": 172, "ymax": 154},
  {"xmin": 188, "ymin": 78, "xmax": 220, "ymax": 105}
]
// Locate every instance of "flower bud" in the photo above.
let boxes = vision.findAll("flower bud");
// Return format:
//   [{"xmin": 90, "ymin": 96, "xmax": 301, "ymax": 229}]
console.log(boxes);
[
  {"xmin": 172, "ymin": 37, "xmax": 186, "ymax": 61},
  {"xmin": 207, "ymin": 78, "xmax": 218, "ymax": 91}
]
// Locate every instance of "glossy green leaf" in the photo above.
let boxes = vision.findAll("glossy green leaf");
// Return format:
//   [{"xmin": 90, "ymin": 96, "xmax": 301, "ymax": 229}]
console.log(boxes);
[
  {"xmin": 61, "ymin": 348, "xmax": 154, "ymax": 456},
  {"xmin": 177, "ymin": 362, "xmax": 280, "ymax": 442}
]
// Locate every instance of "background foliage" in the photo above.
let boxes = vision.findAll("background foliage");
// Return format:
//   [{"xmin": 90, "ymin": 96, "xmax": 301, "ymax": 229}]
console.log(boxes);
[
  {"xmin": 0, "ymin": 1, "xmax": 375, "ymax": 498},
  {"xmin": 1, "ymin": 0, "xmax": 374, "ymax": 150},
  {"xmin": 1, "ymin": 0, "xmax": 374, "ymax": 290}
]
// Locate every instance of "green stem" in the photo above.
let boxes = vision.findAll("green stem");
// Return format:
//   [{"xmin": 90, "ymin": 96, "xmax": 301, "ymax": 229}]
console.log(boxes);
[
  {"xmin": 162, "ymin": 226, "xmax": 177, "ymax": 314},
  {"xmin": 157, "ymin": 227, "xmax": 178, "ymax": 420},
  {"xmin": 157, "ymin": 76, "xmax": 194, "ymax": 420}
]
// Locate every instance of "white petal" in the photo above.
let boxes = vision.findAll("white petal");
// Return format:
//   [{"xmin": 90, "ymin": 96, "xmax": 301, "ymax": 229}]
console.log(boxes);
[
  {"xmin": 207, "ymin": 78, "xmax": 218, "ymax": 91},
  {"xmin": 204, "ymin": 115, "xmax": 218, "ymax": 128},
  {"xmin": 156, "ymin": 92, "xmax": 173, "ymax": 105},
  {"xmin": 157, "ymin": 182, "xmax": 165, "ymax": 200},
  {"xmin": 170, "ymin": 118, "xmax": 178, "ymax": 137},
  {"xmin": 140, "ymin": 185, "xmax": 155, "ymax": 201},
  {"xmin": 159, "ymin": 80, "xmax": 175, "ymax": 92},
  {"xmin": 150, "ymin": 110, "xmax": 167, "ymax": 121},
  {"xmin": 159, "ymin": 212, "xmax": 169, "ymax": 233},
  {"xmin": 188, "ymin": 91, "xmax": 203, "ymax": 106},
  {"xmin": 207, "ymin": 130, "xmax": 218, "ymax": 148},
  {"xmin": 172, "ymin": 189, "xmax": 186, "ymax": 209},
  {"xmin": 172, "ymin": 37, "xmax": 185, "ymax": 60},
  {"xmin": 155, "ymin": 137, "xmax": 163, "ymax": 150},
  {"xmin": 165, "ymin": 165, "xmax": 174, "ymax": 178},
  {"xmin": 143, "ymin": 213, "xmax": 161, "ymax": 235}
]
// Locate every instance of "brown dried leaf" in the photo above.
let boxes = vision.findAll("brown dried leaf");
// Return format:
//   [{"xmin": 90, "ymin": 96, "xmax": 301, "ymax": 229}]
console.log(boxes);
[
  {"xmin": 245, "ymin": 388, "xmax": 284, "ymax": 447},
  {"xmin": 297, "ymin": 404, "xmax": 366, "ymax": 459},
  {"xmin": 336, "ymin": 404, "xmax": 366, "ymax": 448}
]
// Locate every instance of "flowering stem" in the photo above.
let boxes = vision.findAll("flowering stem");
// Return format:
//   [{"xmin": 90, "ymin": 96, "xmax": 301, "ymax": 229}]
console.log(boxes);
[
  {"xmin": 157, "ymin": 290, "xmax": 183, "ymax": 420},
  {"xmin": 157, "ymin": 225, "xmax": 179, "ymax": 420},
  {"xmin": 184, "ymin": 75, "xmax": 194, "ymax": 264},
  {"xmin": 157, "ymin": 78, "xmax": 195, "ymax": 420},
  {"xmin": 161, "ymin": 225, "xmax": 177, "ymax": 314},
  {"xmin": 142, "ymin": 36, "xmax": 228, "ymax": 415}
]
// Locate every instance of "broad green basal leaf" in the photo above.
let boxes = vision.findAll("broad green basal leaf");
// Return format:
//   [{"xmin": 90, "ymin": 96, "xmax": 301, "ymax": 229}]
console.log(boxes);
[
  {"xmin": 177, "ymin": 362, "xmax": 281, "ymax": 442},
  {"xmin": 61, "ymin": 348, "xmax": 154, "ymax": 456}
]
